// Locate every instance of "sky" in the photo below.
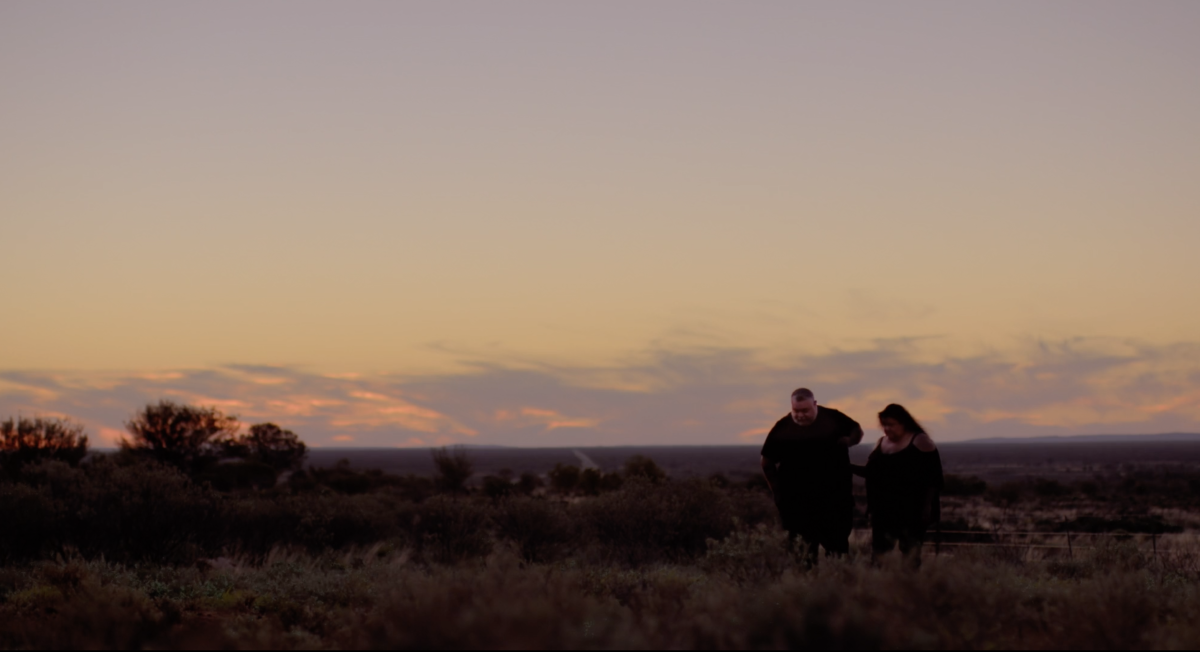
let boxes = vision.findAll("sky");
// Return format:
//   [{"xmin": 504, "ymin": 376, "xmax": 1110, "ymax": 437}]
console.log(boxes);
[{"xmin": 2, "ymin": 1, "xmax": 1199, "ymax": 447}]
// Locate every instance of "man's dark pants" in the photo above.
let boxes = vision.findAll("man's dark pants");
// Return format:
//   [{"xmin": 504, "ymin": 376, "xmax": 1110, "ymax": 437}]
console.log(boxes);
[{"xmin": 777, "ymin": 499, "xmax": 852, "ymax": 565}]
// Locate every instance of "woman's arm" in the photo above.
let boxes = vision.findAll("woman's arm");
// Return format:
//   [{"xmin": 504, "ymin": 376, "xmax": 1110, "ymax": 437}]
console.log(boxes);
[{"xmin": 921, "ymin": 487, "xmax": 939, "ymax": 526}]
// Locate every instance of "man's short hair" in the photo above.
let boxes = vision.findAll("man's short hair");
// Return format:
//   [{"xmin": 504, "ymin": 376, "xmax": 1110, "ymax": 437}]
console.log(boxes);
[{"xmin": 791, "ymin": 388, "xmax": 815, "ymax": 402}]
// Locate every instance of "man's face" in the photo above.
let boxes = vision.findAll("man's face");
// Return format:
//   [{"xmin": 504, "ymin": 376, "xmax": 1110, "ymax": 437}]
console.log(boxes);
[{"xmin": 791, "ymin": 398, "xmax": 818, "ymax": 426}]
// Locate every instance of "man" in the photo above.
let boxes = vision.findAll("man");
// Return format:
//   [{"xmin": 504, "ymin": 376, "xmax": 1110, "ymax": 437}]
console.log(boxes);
[{"xmin": 761, "ymin": 388, "xmax": 863, "ymax": 563}]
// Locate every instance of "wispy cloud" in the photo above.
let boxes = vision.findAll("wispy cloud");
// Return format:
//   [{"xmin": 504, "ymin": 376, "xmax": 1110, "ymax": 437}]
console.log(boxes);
[
  {"xmin": 2, "ymin": 337, "xmax": 1199, "ymax": 447},
  {"xmin": 492, "ymin": 407, "xmax": 601, "ymax": 432}
]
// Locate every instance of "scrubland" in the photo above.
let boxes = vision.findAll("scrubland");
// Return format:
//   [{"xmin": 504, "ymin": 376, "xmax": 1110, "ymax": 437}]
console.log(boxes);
[
  {"xmin": 4, "ymin": 410, "xmax": 1200, "ymax": 649},
  {"xmin": 2, "ymin": 453, "xmax": 1200, "ymax": 649}
]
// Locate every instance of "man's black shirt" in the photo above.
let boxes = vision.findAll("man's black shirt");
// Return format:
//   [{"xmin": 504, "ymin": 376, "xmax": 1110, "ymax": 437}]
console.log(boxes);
[{"xmin": 760, "ymin": 407, "xmax": 860, "ymax": 517}]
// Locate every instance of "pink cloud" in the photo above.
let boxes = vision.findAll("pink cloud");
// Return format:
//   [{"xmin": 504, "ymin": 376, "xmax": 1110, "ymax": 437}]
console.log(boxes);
[{"xmin": 3, "ymin": 337, "xmax": 1200, "ymax": 446}]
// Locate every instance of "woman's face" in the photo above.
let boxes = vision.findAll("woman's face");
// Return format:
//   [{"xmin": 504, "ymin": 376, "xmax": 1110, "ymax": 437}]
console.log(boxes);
[{"xmin": 880, "ymin": 417, "xmax": 908, "ymax": 442}]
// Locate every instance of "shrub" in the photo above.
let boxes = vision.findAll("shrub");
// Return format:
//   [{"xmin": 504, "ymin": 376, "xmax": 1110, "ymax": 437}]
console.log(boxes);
[
  {"xmin": 287, "ymin": 459, "xmax": 420, "ymax": 496},
  {"xmin": 577, "ymin": 468, "xmax": 623, "ymax": 495},
  {"xmin": 515, "ymin": 471, "xmax": 544, "ymax": 495},
  {"xmin": 708, "ymin": 473, "xmax": 731, "ymax": 489},
  {"xmin": 121, "ymin": 401, "xmax": 239, "ymax": 473},
  {"xmin": 195, "ymin": 461, "xmax": 278, "ymax": 492},
  {"xmin": 408, "ymin": 496, "xmax": 493, "ymax": 564},
  {"xmin": 10, "ymin": 457, "xmax": 222, "ymax": 563},
  {"xmin": 727, "ymin": 488, "xmax": 778, "ymax": 528},
  {"xmin": 1033, "ymin": 478, "xmax": 1070, "ymax": 498},
  {"xmin": 0, "ymin": 483, "xmax": 63, "ymax": 560},
  {"xmin": 75, "ymin": 458, "xmax": 221, "ymax": 563},
  {"xmin": 344, "ymin": 558, "xmax": 640, "ymax": 649},
  {"xmin": 1077, "ymin": 480, "xmax": 1101, "ymax": 497},
  {"xmin": 942, "ymin": 473, "xmax": 988, "ymax": 496},
  {"xmin": 986, "ymin": 481, "xmax": 1027, "ymax": 507},
  {"xmin": 431, "ymin": 447, "xmax": 473, "ymax": 495},
  {"xmin": 623, "ymin": 455, "xmax": 667, "ymax": 483},
  {"xmin": 582, "ymin": 478, "xmax": 736, "ymax": 563},
  {"xmin": 700, "ymin": 524, "xmax": 793, "ymax": 585},
  {"xmin": 492, "ymin": 497, "xmax": 576, "ymax": 563},
  {"xmin": 548, "ymin": 463, "xmax": 580, "ymax": 494},
  {"xmin": 482, "ymin": 474, "xmax": 513, "ymax": 499},
  {"xmin": 293, "ymin": 494, "xmax": 401, "ymax": 552},
  {"xmin": 224, "ymin": 423, "xmax": 307, "ymax": 473},
  {"xmin": 0, "ymin": 417, "xmax": 89, "ymax": 473}
]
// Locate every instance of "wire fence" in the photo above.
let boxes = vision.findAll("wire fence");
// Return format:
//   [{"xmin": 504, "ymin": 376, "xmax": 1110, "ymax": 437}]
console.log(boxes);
[
  {"xmin": 930, "ymin": 529, "xmax": 1173, "ymax": 558},
  {"xmin": 848, "ymin": 528, "xmax": 1189, "ymax": 560}
]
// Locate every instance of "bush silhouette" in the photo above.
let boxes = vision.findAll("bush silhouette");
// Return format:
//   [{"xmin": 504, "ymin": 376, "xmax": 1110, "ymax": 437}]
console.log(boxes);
[
  {"xmin": 121, "ymin": 401, "xmax": 239, "ymax": 473},
  {"xmin": 409, "ymin": 495, "xmax": 492, "ymax": 563},
  {"xmin": 431, "ymin": 447, "xmax": 473, "ymax": 494},
  {"xmin": 224, "ymin": 422, "xmax": 308, "ymax": 473},
  {"xmin": 578, "ymin": 468, "xmax": 623, "ymax": 495},
  {"xmin": 0, "ymin": 482, "xmax": 63, "ymax": 560},
  {"xmin": 195, "ymin": 460, "xmax": 278, "ymax": 492},
  {"xmin": 0, "ymin": 417, "xmax": 89, "ymax": 474},
  {"xmin": 623, "ymin": 455, "xmax": 667, "ymax": 483},
  {"xmin": 548, "ymin": 463, "xmax": 581, "ymax": 494},
  {"xmin": 12, "ymin": 457, "xmax": 221, "ymax": 563},
  {"xmin": 516, "ymin": 471, "xmax": 544, "ymax": 495},
  {"xmin": 492, "ymin": 497, "xmax": 575, "ymax": 562},
  {"xmin": 582, "ymin": 478, "xmax": 735, "ymax": 563},
  {"xmin": 482, "ymin": 474, "xmax": 513, "ymax": 499}
]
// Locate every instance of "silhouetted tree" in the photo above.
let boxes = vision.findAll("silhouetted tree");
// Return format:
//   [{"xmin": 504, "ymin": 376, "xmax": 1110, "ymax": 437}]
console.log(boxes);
[
  {"xmin": 0, "ymin": 416, "xmax": 89, "ymax": 473},
  {"xmin": 432, "ymin": 447, "xmax": 473, "ymax": 494},
  {"xmin": 122, "ymin": 401, "xmax": 239, "ymax": 472},
  {"xmin": 224, "ymin": 423, "xmax": 308, "ymax": 473},
  {"xmin": 623, "ymin": 455, "xmax": 667, "ymax": 483}
]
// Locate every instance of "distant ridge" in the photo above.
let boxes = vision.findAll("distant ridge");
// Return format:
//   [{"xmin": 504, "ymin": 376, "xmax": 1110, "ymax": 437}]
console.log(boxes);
[{"xmin": 962, "ymin": 432, "xmax": 1200, "ymax": 444}]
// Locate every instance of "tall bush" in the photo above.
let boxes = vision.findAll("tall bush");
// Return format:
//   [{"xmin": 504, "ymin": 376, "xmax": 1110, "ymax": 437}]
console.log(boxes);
[
  {"xmin": 431, "ymin": 447, "xmax": 473, "ymax": 495},
  {"xmin": 223, "ymin": 422, "xmax": 308, "ymax": 473},
  {"xmin": 122, "ymin": 401, "xmax": 239, "ymax": 472},
  {"xmin": 583, "ymin": 478, "xmax": 736, "ymax": 563},
  {"xmin": 0, "ymin": 417, "xmax": 89, "ymax": 473}
]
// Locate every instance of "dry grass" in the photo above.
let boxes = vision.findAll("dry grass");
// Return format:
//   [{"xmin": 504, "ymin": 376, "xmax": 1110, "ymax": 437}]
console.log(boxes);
[
  {"xmin": 1, "ymin": 531, "xmax": 1199, "ymax": 649},
  {"xmin": 3, "ymin": 454, "xmax": 1200, "ymax": 649}
]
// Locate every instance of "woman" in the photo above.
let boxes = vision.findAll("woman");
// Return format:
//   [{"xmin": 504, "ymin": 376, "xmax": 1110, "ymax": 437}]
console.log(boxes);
[{"xmin": 852, "ymin": 404, "xmax": 944, "ymax": 565}]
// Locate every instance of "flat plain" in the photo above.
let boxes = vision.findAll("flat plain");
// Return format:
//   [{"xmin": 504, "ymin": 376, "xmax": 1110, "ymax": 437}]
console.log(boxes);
[{"xmin": 308, "ymin": 439, "xmax": 1200, "ymax": 484}]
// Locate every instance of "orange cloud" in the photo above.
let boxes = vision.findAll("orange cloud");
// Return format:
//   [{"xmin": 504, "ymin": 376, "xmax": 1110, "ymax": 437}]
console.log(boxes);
[
  {"xmin": 98, "ymin": 427, "xmax": 127, "ymax": 447},
  {"xmin": 737, "ymin": 427, "xmax": 769, "ymax": 441},
  {"xmin": 490, "ymin": 406, "xmax": 600, "ymax": 432},
  {"xmin": 4, "ymin": 337, "xmax": 1200, "ymax": 447}
]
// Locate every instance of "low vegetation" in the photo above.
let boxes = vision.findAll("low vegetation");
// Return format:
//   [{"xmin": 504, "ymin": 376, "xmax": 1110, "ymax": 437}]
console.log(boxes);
[{"xmin": 1, "ymin": 404, "xmax": 1199, "ymax": 649}]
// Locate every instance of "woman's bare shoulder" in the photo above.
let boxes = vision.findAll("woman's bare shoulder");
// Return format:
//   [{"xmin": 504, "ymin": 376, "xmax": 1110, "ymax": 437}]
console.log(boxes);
[{"xmin": 914, "ymin": 433, "xmax": 938, "ymax": 452}]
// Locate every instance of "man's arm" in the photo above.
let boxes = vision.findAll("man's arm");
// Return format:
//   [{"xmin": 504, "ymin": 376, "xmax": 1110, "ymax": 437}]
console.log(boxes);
[
  {"xmin": 837, "ymin": 420, "xmax": 864, "ymax": 448},
  {"xmin": 761, "ymin": 456, "xmax": 780, "ymax": 495}
]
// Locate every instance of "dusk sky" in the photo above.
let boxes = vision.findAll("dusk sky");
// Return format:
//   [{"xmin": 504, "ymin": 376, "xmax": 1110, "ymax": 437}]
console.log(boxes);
[{"xmin": 3, "ymin": 1, "xmax": 1199, "ymax": 447}]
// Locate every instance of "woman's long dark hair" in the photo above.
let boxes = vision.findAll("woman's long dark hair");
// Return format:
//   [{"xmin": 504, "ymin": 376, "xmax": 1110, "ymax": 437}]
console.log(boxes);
[{"xmin": 878, "ymin": 404, "xmax": 927, "ymax": 436}]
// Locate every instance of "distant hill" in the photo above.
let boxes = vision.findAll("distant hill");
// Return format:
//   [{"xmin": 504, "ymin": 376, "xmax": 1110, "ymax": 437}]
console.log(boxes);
[{"xmin": 961, "ymin": 432, "xmax": 1200, "ymax": 444}]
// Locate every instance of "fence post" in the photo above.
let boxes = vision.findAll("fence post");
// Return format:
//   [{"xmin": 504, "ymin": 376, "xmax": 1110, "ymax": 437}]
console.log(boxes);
[{"xmin": 1067, "ymin": 531, "xmax": 1073, "ymax": 559}]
